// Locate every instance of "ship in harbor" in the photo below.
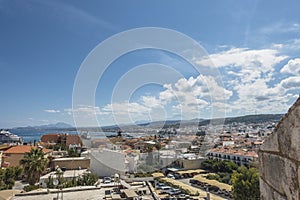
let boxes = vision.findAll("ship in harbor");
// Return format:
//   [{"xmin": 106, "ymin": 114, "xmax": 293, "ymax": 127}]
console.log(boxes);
[{"xmin": 0, "ymin": 129, "xmax": 23, "ymax": 144}]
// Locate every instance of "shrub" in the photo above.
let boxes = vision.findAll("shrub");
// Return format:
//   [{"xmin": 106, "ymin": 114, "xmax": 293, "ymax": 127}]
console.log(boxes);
[
  {"xmin": 206, "ymin": 173, "xmax": 221, "ymax": 181},
  {"xmin": 24, "ymin": 185, "xmax": 39, "ymax": 192}
]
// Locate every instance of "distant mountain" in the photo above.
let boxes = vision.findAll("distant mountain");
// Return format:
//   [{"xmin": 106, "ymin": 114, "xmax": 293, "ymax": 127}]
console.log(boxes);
[
  {"xmin": 12, "ymin": 114, "xmax": 283, "ymax": 132},
  {"xmin": 134, "ymin": 120, "xmax": 151, "ymax": 126},
  {"xmin": 14, "ymin": 122, "xmax": 73, "ymax": 130},
  {"xmin": 39, "ymin": 122, "xmax": 73, "ymax": 129},
  {"xmin": 198, "ymin": 114, "xmax": 283, "ymax": 126}
]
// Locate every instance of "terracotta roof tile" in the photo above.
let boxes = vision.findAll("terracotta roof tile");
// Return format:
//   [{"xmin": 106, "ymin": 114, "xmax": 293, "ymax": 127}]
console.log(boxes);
[{"xmin": 4, "ymin": 145, "xmax": 52, "ymax": 154}]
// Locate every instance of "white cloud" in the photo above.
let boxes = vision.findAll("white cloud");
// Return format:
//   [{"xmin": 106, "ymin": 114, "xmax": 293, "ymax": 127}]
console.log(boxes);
[
  {"xmin": 195, "ymin": 47, "xmax": 298, "ymax": 116},
  {"xmin": 69, "ymin": 46, "xmax": 299, "ymax": 126},
  {"xmin": 44, "ymin": 109, "xmax": 60, "ymax": 113},
  {"xmin": 260, "ymin": 22, "xmax": 300, "ymax": 34},
  {"xmin": 280, "ymin": 76, "xmax": 300, "ymax": 89},
  {"xmin": 100, "ymin": 74, "xmax": 232, "ymax": 123},
  {"xmin": 65, "ymin": 105, "xmax": 103, "ymax": 116},
  {"xmin": 102, "ymin": 101, "xmax": 150, "ymax": 115},
  {"xmin": 271, "ymin": 39, "xmax": 300, "ymax": 51},
  {"xmin": 101, "ymin": 101, "xmax": 152, "ymax": 124},
  {"xmin": 280, "ymin": 58, "xmax": 300, "ymax": 75},
  {"xmin": 141, "ymin": 96, "xmax": 164, "ymax": 108},
  {"xmin": 197, "ymin": 48, "xmax": 287, "ymax": 72}
]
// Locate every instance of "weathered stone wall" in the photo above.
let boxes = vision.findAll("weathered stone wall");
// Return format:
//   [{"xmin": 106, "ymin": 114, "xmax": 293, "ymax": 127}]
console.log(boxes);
[{"xmin": 259, "ymin": 96, "xmax": 300, "ymax": 200}]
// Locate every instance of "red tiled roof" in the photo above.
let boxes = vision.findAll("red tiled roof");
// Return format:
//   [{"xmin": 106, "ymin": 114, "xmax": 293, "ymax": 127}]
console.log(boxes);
[
  {"xmin": 4, "ymin": 145, "xmax": 52, "ymax": 154},
  {"xmin": 66, "ymin": 135, "xmax": 82, "ymax": 146},
  {"xmin": 41, "ymin": 134, "xmax": 61, "ymax": 143}
]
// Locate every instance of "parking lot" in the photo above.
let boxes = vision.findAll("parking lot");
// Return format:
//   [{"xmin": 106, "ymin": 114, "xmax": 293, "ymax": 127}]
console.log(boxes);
[{"xmin": 153, "ymin": 178, "xmax": 226, "ymax": 200}]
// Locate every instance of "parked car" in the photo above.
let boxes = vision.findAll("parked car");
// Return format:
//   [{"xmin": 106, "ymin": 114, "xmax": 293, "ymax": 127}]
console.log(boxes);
[
  {"xmin": 167, "ymin": 173, "xmax": 175, "ymax": 179},
  {"xmin": 155, "ymin": 182, "xmax": 165, "ymax": 189},
  {"xmin": 159, "ymin": 186, "xmax": 173, "ymax": 194},
  {"xmin": 112, "ymin": 187, "xmax": 121, "ymax": 194},
  {"xmin": 189, "ymin": 179, "xmax": 197, "ymax": 184},
  {"xmin": 103, "ymin": 177, "xmax": 112, "ymax": 184},
  {"xmin": 174, "ymin": 174, "xmax": 182, "ymax": 179},
  {"xmin": 168, "ymin": 188, "xmax": 181, "ymax": 195}
]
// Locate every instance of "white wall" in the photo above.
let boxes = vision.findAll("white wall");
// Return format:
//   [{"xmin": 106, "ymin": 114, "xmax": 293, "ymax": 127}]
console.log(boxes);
[{"xmin": 90, "ymin": 149, "xmax": 127, "ymax": 177}]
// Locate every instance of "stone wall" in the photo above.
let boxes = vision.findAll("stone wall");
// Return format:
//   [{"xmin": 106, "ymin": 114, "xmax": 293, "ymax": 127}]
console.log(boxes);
[
  {"xmin": 259, "ymin": 96, "xmax": 300, "ymax": 200},
  {"xmin": 51, "ymin": 157, "xmax": 90, "ymax": 170}
]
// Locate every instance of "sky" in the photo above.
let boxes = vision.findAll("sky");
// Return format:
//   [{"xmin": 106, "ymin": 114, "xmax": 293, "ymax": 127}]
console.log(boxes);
[{"xmin": 0, "ymin": 0, "xmax": 300, "ymax": 128}]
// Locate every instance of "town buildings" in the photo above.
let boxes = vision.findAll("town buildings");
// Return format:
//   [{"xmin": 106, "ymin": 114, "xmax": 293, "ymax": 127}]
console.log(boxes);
[
  {"xmin": 2, "ymin": 145, "xmax": 52, "ymax": 167},
  {"xmin": 207, "ymin": 147, "xmax": 258, "ymax": 167}
]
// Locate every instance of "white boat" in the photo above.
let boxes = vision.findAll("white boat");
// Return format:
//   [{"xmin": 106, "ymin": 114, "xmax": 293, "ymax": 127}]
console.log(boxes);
[{"xmin": 0, "ymin": 130, "xmax": 23, "ymax": 144}]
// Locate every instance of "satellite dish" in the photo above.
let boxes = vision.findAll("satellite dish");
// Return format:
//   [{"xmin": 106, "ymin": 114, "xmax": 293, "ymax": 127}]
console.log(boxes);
[{"xmin": 53, "ymin": 179, "xmax": 59, "ymax": 186}]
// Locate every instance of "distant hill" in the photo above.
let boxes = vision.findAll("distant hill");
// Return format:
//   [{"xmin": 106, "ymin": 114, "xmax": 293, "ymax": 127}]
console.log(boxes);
[
  {"xmin": 14, "ymin": 122, "xmax": 73, "ymax": 130},
  {"xmin": 89, "ymin": 114, "xmax": 283, "ymax": 131},
  {"xmin": 11, "ymin": 114, "xmax": 283, "ymax": 132},
  {"xmin": 198, "ymin": 114, "xmax": 283, "ymax": 126}
]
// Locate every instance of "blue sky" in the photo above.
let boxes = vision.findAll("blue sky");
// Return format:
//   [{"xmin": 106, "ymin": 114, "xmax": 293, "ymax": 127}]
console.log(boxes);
[{"xmin": 1, "ymin": 0, "xmax": 300, "ymax": 128}]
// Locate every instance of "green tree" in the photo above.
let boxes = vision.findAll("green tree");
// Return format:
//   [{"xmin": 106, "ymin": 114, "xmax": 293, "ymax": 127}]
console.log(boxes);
[
  {"xmin": 201, "ymin": 159, "xmax": 238, "ymax": 173},
  {"xmin": 232, "ymin": 166, "xmax": 260, "ymax": 200},
  {"xmin": 0, "ymin": 166, "xmax": 23, "ymax": 190},
  {"xmin": 201, "ymin": 159, "xmax": 215, "ymax": 171},
  {"xmin": 67, "ymin": 148, "xmax": 80, "ymax": 157},
  {"xmin": 20, "ymin": 148, "xmax": 49, "ymax": 185},
  {"xmin": 222, "ymin": 160, "xmax": 238, "ymax": 173},
  {"xmin": 77, "ymin": 172, "xmax": 98, "ymax": 186}
]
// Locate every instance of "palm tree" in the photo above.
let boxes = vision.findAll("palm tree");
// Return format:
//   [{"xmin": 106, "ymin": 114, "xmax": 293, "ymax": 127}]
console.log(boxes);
[{"xmin": 20, "ymin": 148, "xmax": 49, "ymax": 185}]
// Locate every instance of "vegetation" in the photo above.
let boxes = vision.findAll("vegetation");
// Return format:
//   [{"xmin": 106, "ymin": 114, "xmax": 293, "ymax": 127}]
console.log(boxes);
[
  {"xmin": 20, "ymin": 148, "xmax": 49, "ymax": 185},
  {"xmin": 47, "ymin": 172, "xmax": 98, "ymax": 189},
  {"xmin": 232, "ymin": 166, "xmax": 260, "ymax": 200},
  {"xmin": 134, "ymin": 172, "xmax": 153, "ymax": 177},
  {"xmin": 201, "ymin": 159, "xmax": 238, "ymax": 184},
  {"xmin": 201, "ymin": 159, "xmax": 238, "ymax": 173},
  {"xmin": 46, "ymin": 143, "xmax": 67, "ymax": 151},
  {"xmin": 23, "ymin": 185, "xmax": 39, "ymax": 192},
  {"xmin": 0, "ymin": 166, "xmax": 23, "ymax": 190},
  {"xmin": 67, "ymin": 148, "xmax": 80, "ymax": 157}
]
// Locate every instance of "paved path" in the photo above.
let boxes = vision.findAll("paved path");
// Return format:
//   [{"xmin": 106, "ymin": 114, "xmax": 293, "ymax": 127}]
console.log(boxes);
[
  {"xmin": 12, "ymin": 188, "xmax": 105, "ymax": 200},
  {"xmin": 0, "ymin": 190, "xmax": 21, "ymax": 200}
]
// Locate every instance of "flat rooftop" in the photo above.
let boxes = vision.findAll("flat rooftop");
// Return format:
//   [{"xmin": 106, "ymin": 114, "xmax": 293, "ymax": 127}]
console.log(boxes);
[
  {"xmin": 40, "ymin": 169, "xmax": 88, "ymax": 179},
  {"xmin": 53, "ymin": 157, "xmax": 89, "ymax": 161}
]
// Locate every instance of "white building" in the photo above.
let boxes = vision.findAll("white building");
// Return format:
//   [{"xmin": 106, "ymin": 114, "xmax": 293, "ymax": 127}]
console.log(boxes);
[
  {"xmin": 222, "ymin": 141, "xmax": 235, "ymax": 147},
  {"xmin": 90, "ymin": 149, "xmax": 129, "ymax": 177},
  {"xmin": 207, "ymin": 148, "xmax": 258, "ymax": 167}
]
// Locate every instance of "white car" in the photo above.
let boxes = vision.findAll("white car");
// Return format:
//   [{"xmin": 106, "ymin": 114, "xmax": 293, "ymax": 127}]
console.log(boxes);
[
  {"xmin": 159, "ymin": 186, "xmax": 173, "ymax": 194},
  {"xmin": 103, "ymin": 177, "xmax": 112, "ymax": 184},
  {"xmin": 167, "ymin": 173, "xmax": 175, "ymax": 179},
  {"xmin": 168, "ymin": 188, "xmax": 181, "ymax": 195},
  {"xmin": 155, "ymin": 182, "xmax": 165, "ymax": 189}
]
